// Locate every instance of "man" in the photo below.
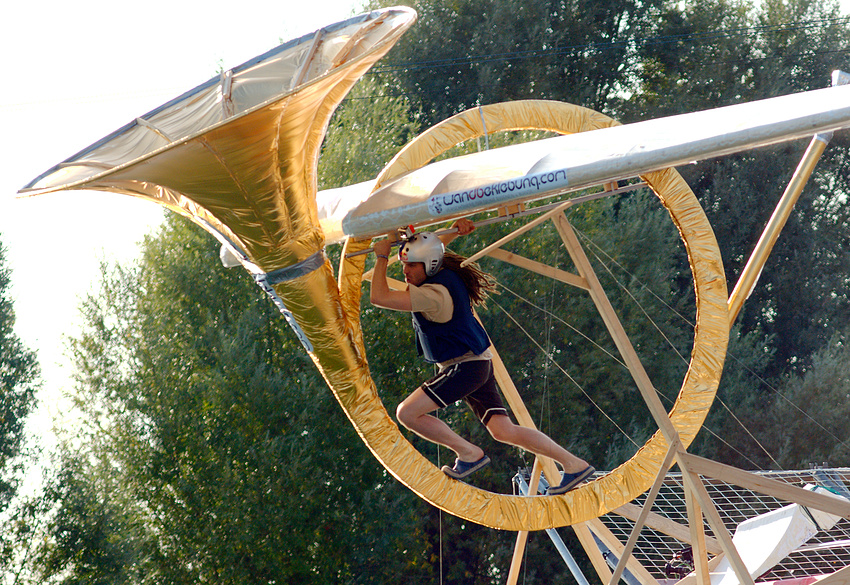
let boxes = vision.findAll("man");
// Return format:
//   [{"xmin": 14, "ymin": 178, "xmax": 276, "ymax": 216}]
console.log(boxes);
[{"xmin": 369, "ymin": 219, "xmax": 594, "ymax": 494}]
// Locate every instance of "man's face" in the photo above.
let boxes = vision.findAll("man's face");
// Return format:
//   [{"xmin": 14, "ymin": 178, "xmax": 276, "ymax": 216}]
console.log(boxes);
[{"xmin": 402, "ymin": 261, "xmax": 427, "ymax": 286}]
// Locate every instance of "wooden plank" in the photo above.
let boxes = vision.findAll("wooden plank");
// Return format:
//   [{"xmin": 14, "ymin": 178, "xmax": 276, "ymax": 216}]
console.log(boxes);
[
  {"xmin": 612, "ymin": 503, "xmax": 722, "ymax": 555},
  {"xmin": 608, "ymin": 442, "xmax": 679, "ymax": 585},
  {"xmin": 684, "ymin": 479, "xmax": 712, "ymax": 585},
  {"xmin": 677, "ymin": 455, "xmax": 756, "ymax": 585},
  {"xmin": 507, "ymin": 531, "xmax": 531, "ymax": 585},
  {"xmin": 552, "ymin": 212, "xmax": 679, "ymax": 444},
  {"xmin": 486, "ymin": 248, "xmax": 589, "ymax": 290},
  {"xmin": 680, "ymin": 453, "xmax": 850, "ymax": 518}
]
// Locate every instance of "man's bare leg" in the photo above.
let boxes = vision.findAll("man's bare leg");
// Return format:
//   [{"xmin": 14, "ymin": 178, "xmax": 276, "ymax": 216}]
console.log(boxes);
[
  {"xmin": 396, "ymin": 388, "xmax": 484, "ymax": 462},
  {"xmin": 485, "ymin": 414, "xmax": 588, "ymax": 473}
]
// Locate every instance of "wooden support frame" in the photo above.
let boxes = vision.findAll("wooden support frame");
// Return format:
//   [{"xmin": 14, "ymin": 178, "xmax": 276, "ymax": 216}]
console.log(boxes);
[
  {"xmin": 679, "ymin": 453, "xmax": 850, "ymax": 518},
  {"xmin": 367, "ymin": 153, "xmax": 847, "ymax": 583},
  {"xmin": 684, "ymin": 476, "xmax": 712, "ymax": 585},
  {"xmin": 608, "ymin": 441, "xmax": 680, "ymax": 585},
  {"xmin": 677, "ymin": 458, "xmax": 756, "ymax": 585}
]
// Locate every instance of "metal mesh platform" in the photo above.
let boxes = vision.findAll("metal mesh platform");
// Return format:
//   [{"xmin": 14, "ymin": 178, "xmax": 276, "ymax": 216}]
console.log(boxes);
[{"xmin": 598, "ymin": 468, "xmax": 850, "ymax": 581}]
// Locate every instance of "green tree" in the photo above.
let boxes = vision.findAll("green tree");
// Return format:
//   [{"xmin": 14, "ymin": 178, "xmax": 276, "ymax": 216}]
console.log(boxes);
[
  {"xmin": 626, "ymin": 0, "xmax": 850, "ymax": 376},
  {"xmin": 622, "ymin": 0, "xmax": 850, "ymax": 468},
  {"xmin": 319, "ymin": 76, "xmax": 420, "ymax": 189},
  {"xmin": 0, "ymin": 237, "xmax": 40, "ymax": 577},
  {"xmin": 764, "ymin": 327, "xmax": 850, "ymax": 469},
  {"xmin": 34, "ymin": 452, "xmax": 154, "ymax": 584},
  {"xmin": 0, "ymin": 239, "xmax": 39, "ymax": 504},
  {"xmin": 368, "ymin": 0, "xmax": 664, "ymax": 127},
  {"xmin": 33, "ymin": 81, "xmax": 463, "ymax": 584}
]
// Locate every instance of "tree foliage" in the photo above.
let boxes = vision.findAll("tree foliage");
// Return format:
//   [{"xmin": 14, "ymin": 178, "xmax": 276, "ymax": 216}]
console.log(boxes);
[
  {"xmin": 0, "ymin": 237, "xmax": 40, "ymax": 579},
  {"xmin": 623, "ymin": 0, "xmax": 850, "ymax": 471},
  {"xmin": 762, "ymin": 327, "xmax": 850, "ymax": 469},
  {"xmin": 369, "ymin": 0, "xmax": 664, "ymax": 126},
  {"xmin": 0, "ymin": 240, "xmax": 39, "ymax": 504}
]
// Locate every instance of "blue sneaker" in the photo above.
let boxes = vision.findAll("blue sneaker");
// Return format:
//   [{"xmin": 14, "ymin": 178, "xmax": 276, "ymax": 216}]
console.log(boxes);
[
  {"xmin": 547, "ymin": 465, "xmax": 595, "ymax": 495},
  {"xmin": 442, "ymin": 455, "xmax": 491, "ymax": 479}
]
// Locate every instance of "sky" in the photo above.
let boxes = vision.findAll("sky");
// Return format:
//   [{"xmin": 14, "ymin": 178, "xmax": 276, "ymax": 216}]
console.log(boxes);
[{"xmin": 0, "ymin": 0, "xmax": 365, "ymax": 456}]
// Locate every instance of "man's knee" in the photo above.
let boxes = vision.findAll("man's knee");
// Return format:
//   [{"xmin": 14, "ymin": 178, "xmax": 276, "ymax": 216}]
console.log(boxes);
[
  {"xmin": 396, "ymin": 401, "xmax": 415, "ymax": 430},
  {"xmin": 486, "ymin": 415, "xmax": 516, "ymax": 442}
]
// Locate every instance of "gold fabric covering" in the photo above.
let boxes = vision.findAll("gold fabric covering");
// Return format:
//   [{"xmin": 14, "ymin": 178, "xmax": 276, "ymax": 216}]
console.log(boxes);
[
  {"xmin": 20, "ymin": 11, "xmax": 730, "ymax": 529},
  {"xmin": 336, "ymin": 101, "xmax": 729, "ymax": 529}
]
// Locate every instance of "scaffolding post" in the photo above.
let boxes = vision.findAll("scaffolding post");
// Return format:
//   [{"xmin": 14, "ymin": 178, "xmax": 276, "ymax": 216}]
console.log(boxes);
[{"xmin": 513, "ymin": 472, "xmax": 592, "ymax": 585}]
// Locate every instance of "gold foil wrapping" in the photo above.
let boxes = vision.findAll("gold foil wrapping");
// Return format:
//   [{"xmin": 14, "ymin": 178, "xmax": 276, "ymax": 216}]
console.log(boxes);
[
  {"xmin": 331, "ymin": 102, "xmax": 729, "ymax": 530},
  {"xmin": 20, "ymin": 11, "xmax": 729, "ymax": 529}
]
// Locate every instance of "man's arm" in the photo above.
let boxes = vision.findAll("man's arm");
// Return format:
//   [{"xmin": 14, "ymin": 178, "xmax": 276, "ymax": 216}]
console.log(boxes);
[
  {"xmin": 438, "ymin": 217, "xmax": 475, "ymax": 246},
  {"xmin": 369, "ymin": 238, "xmax": 413, "ymax": 311}
]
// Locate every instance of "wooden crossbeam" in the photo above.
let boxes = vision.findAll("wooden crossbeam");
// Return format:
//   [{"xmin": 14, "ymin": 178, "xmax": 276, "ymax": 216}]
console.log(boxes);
[
  {"xmin": 608, "ymin": 441, "xmax": 680, "ymax": 585},
  {"xmin": 680, "ymin": 453, "xmax": 850, "ymax": 518}
]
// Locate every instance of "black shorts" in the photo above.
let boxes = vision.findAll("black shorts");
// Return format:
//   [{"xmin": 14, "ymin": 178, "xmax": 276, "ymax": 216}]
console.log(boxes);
[{"xmin": 420, "ymin": 359, "xmax": 509, "ymax": 424}]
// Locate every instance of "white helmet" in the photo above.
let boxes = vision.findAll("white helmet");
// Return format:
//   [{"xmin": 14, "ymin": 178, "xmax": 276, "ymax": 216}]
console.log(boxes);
[{"xmin": 399, "ymin": 231, "xmax": 444, "ymax": 276}]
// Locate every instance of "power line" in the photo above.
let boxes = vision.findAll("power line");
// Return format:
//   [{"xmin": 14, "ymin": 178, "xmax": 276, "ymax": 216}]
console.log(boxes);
[{"xmin": 369, "ymin": 15, "xmax": 850, "ymax": 74}]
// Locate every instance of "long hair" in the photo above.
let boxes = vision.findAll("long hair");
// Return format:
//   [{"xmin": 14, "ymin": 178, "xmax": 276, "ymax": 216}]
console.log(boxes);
[{"xmin": 441, "ymin": 250, "xmax": 498, "ymax": 306}]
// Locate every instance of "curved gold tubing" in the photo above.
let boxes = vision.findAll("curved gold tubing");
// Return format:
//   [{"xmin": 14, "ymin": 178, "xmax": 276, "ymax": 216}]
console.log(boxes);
[
  {"xmin": 335, "ymin": 101, "xmax": 729, "ymax": 529},
  {"xmin": 18, "ymin": 10, "xmax": 728, "ymax": 526}
]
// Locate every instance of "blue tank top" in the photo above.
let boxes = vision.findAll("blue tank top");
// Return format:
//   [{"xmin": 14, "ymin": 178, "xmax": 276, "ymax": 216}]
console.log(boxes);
[{"xmin": 412, "ymin": 268, "xmax": 490, "ymax": 363}]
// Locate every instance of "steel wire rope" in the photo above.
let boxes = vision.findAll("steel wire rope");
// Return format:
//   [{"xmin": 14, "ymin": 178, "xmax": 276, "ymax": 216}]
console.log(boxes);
[
  {"xmin": 500, "ymin": 262, "xmax": 760, "ymax": 471},
  {"xmin": 498, "ymin": 283, "xmax": 627, "ymax": 369},
  {"xmin": 346, "ymin": 17, "xmax": 850, "ymax": 109},
  {"xmin": 570, "ymin": 224, "xmax": 781, "ymax": 469},
  {"xmin": 348, "ymin": 35, "xmax": 850, "ymax": 95},
  {"xmin": 370, "ymin": 15, "xmax": 850, "ymax": 74},
  {"xmin": 721, "ymin": 349, "xmax": 850, "ymax": 459},
  {"xmin": 348, "ymin": 41, "xmax": 850, "ymax": 104},
  {"xmin": 494, "ymin": 278, "xmax": 765, "ymax": 467},
  {"xmin": 489, "ymin": 295, "xmax": 641, "ymax": 449},
  {"xmin": 483, "ymin": 211, "xmax": 767, "ymax": 467},
  {"xmin": 572, "ymin": 222, "xmax": 850, "ymax": 468},
  {"xmin": 539, "ymin": 248, "xmax": 559, "ymax": 440}
]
